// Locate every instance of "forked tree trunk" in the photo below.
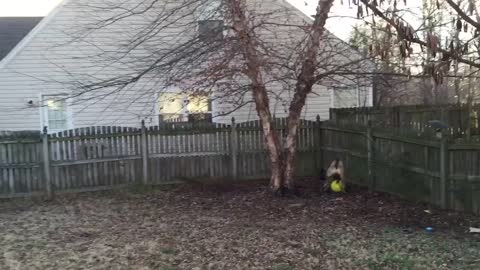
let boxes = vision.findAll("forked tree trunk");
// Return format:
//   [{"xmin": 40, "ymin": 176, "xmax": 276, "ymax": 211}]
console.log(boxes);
[
  {"xmin": 284, "ymin": 0, "xmax": 335, "ymax": 189},
  {"xmin": 228, "ymin": 0, "xmax": 334, "ymax": 193}
]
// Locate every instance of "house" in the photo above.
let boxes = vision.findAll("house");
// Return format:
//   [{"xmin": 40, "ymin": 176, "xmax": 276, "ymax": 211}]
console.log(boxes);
[{"xmin": 0, "ymin": 0, "xmax": 373, "ymax": 132}]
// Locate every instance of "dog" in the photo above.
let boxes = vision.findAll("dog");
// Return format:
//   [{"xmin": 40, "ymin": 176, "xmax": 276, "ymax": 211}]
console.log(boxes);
[{"xmin": 322, "ymin": 159, "xmax": 346, "ymax": 192}]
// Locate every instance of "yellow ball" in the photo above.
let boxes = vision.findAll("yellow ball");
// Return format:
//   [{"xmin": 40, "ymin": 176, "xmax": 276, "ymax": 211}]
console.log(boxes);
[{"xmin": 330, "ymin": 180, "xmax": 344, "ymax": 193}]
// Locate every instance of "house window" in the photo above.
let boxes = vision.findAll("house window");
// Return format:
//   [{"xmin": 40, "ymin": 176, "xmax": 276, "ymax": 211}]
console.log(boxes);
[
  {"xmin": 43, "ymin": 95, "xmax": 69, "ymax": 130},
  {"xmin": 186, "ymin": 94, "xmax": 212, "ymax": 123},
  {"xmin": 332, "ymin": 87, "xmax": 359, "ymax": 108},
  {"xmin": 158, "ymin": 93, "xmax": 184, "ymax": 122},
  {"xmin": 159, "ymin": 92, "xmax": 212, "ymax": 123},
  {"xmin": 198, "ymin": 20, "xmax": 224, "ymax": 40},
  {"xmin": 197, "ymin": 0, "xmax": 223, "ymax": 41}
]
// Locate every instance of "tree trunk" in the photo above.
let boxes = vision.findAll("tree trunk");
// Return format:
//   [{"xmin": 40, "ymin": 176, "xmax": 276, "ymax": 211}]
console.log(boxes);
[
  {"xmin": 227, "ymin": 0, "xmax": 285, "ymax": 192},
  {"xmin": 284, "ymin": 89, "xmax": 311, "ymax": 188},
  {"xmin": 228, "ymin": 0, "xmax": 334, "ymax": 193},
  {"xmin": 254, "ymin": 89, "xmax": 284, "ymax": 192},
  {"xmin": 284, "ymin": 0, "xmax": 334, "ymax": 189}
]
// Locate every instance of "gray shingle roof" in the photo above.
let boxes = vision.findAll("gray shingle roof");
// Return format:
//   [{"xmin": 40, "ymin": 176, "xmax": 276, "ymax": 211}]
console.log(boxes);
[{"xmin": 0, "ymin": 17, "xmax": 43, "ymax": 61}]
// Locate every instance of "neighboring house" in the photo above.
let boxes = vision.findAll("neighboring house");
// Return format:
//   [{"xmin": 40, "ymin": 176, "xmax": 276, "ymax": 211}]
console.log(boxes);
[{"xmin": 0, "ymin": 0, "xmax": 373, "ymax": 132}]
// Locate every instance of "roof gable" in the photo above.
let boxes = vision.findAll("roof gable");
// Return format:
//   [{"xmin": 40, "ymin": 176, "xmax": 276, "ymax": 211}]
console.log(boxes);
[{"xmin": 0, "ymin": 17, "xmax": 43, "ymax": 61}]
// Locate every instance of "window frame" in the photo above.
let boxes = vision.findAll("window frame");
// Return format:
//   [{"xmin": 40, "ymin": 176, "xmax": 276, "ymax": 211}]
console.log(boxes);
[
  {"xmin": 330, "ymin": 86, "xmax": 361, "ymax": 108},
  {"xmin": 40, "ymin": 94, "xmax": 72, "ymax": 132},
  {"xmin": 196, "ymin": 0, "xmax": 224, "ymax": 41},
  {"xmin": 157, "ymin": 92, "xmax": 185, "ymax": 122},
  {"xmin": 197, "ymin": 19, "xmax": 224, "ymax": 41},
  {"xmin": 158, "ymin": 92, "xmax": 213, "ymax": 123}
]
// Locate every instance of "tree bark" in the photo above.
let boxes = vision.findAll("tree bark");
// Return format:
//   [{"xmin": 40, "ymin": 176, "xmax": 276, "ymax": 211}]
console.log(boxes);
[
  {"xmin": 284, "ymin": 0, "xmax": 334, "ymax": 189},
  {"xmin": 228, "ymin": 0, "xmax": 284, "ymax": 192},
  {"xmin": 228, "ymin": 0, "xmax": 334, "ymax": 193}
]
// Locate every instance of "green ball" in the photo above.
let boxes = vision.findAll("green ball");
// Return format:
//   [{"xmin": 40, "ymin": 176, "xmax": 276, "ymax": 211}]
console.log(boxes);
[{"xmin": 330, "ymin": 180, "xmax": 344, "ymax": 192}]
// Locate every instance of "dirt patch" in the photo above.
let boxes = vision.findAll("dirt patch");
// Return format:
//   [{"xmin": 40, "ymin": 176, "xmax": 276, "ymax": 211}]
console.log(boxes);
[{"xmin": 0, "ymin": 179, "xmax": 479, "ymax": 270}]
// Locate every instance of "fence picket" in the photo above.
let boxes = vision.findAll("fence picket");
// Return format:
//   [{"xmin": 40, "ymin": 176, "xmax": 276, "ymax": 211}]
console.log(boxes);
[{"xmin": 5, "ymin": 118, "xmax": 477, "ymax": 214}]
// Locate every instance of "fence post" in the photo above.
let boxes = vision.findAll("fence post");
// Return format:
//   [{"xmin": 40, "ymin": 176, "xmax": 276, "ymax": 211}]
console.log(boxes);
[
  {"xmin": 42, "ymin": 127, "xmax": 53, "ymax": 200},
  {"xmin": 141, "ymin": 120, "xmax": 149, "ymax": 185},
  {"xmin": 439, "ymin": 131, "xmax": 448, "ymax": 209},
  {"xmin": 316, "ymin": 115, "xmax": 324, "ymax": 170},
  {"xmin": 476, "ymin": 107, "xmax": 480, "ymax": 136},
  {"xmin": 230, "ymin": 117, "xmax": 238, "ymax": 179},
  {"xmin": 367, "ymin": 120, "xmax": 375, "ymax": 192},
  {"xmin": 330, "ymin": 108, "xmax": 337, "ymax": 124}
]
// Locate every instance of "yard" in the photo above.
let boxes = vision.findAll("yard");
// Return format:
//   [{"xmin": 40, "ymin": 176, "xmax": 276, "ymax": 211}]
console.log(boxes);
[{"xmin": 0, "ymin": 179, "xmax": 479, "ymax": 270}]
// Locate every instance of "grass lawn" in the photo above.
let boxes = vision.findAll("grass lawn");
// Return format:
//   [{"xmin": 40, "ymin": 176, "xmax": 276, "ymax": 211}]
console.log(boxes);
[{"xmin": 0, "ymin": 179, "xmax": 479, "ymax": 270}]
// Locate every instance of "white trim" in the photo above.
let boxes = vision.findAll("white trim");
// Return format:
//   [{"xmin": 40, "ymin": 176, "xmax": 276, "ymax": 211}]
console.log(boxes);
[
  {"xmin": 276, "ymin": 0, "xmax": 314, "ymax": 23},
  {"xmin": 356, "ymin": 84, "xmax": 361, "ymax": 107},
  {"xmin": 0, "ymin": 0, "xmax": 70, "ymax": 69},
  {"xmin": 329, "ymin": 87, "xmax": 335, "ymax": 108},
  {"xmin": 38, "ymin": 93, "xmax": 45, "ymax": 131},
  {"xmin": 277, "ymin": 0, "xmax": 375, "ymax": 64},
  {"xmin": 41, "ymin": 94, "xmax": 73, "ymax": 133},
  {"xmin": 67, "ymin": 97, "xmax": 74, "ymax": 130},
  {"xmin": 154, "ymin": 91, "xmax": 161, "ymax": 125},
  {"xmin": 369, "ymin": 86, "xmax": 374, "ymax": 106}
]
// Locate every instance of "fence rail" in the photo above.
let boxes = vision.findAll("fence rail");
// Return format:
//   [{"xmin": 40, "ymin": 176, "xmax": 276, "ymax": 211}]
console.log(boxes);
[
  {"xmin": 320, "ymin": 121, "xmax": 480, "ymax": 214},
  {"xmin": 0, "ymin": 118, "xmax": 320, "ymax": 199},
  {"xmin": 1, "ymin": 117, "xmax": 480, "ymax": 215},
  {"xmin": 330, "ymin": 104, "xmax": 480, "ymax": 138}
]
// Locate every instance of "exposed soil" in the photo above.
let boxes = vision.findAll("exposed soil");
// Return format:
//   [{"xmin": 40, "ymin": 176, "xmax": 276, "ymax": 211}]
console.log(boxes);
[{"xmin": 0, "ymin": 179, "xmax": 479, "ymax": 270}]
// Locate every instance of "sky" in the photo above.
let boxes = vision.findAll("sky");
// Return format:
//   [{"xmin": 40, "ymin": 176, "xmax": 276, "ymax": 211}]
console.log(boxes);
[
  {"xmin": 0, "ymin": 0, "xmax": 360, "ymax": 40},
  {"xmin": 0, "ymin": 0, "xmax": 62, "ymax": 17},
  {"xmin": 293, "ymin": 0, "xmax": 359, "ymax": 40},
  {"xmin": 0, "ymin": 0, "xmax": 428, "ymax": 42}
]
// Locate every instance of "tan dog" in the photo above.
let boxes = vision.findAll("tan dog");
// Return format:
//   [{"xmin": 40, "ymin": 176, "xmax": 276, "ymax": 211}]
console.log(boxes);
[{"xmin": 323, "ymin": 159, "xmax": 346, "ymax": 192}]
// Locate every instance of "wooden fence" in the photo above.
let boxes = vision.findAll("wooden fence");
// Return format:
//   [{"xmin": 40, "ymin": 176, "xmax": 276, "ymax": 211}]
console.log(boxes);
[
  {"xmin": 0, "ymin": 118, "xmax": 320, "ymax": 198},
  {"xmin": 320, "ymin": 122, "xmax": 480, "ymax": 214},
  {"xmin": 330, "ymin": 104, "xmax": 480, "ymax": 138},
  {"xmin": 2, "ymin": 117, "xmax": 480, "ymax": 215}
]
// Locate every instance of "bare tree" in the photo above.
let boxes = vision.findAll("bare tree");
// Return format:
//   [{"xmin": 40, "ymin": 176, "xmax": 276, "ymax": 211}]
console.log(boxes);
[
  {"xmin": 350, "ymin": 0, "xmax": 480, "ymax": 79},
  {"xmin": 54, "ymin": 0, "xmax": 371, "ymax": 194},
  {"xmin": 341, "ymin": 0, "xmax": 480, "ymax": 111}
]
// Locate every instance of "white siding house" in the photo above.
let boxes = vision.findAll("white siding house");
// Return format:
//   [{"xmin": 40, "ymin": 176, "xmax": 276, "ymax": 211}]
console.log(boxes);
[{"xmin": 0, "ymin": 0, "xmax": 373, "ymax": 132}]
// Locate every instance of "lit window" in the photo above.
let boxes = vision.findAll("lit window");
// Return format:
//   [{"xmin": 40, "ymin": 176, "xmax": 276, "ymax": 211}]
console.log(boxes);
[
  {"xmin": 187, "ymin": 95, "xmax": 210, "ymax": 113},
  {"xmin": 43, "ymin": 95, "xmax": 68, "ymax": 130},
  {"xmin": 158, "ymin": 93, "xmax": 184, "ymax": 122},
  {"xmin": 159, "ymin": 92, "xmax": 213, "ymax": 123}
]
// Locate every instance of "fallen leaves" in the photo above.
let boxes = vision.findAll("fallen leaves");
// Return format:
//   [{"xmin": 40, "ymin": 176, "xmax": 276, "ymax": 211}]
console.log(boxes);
[{"xmin": 0, "ymin": 179, "xmax": 478, "ymax": 269}]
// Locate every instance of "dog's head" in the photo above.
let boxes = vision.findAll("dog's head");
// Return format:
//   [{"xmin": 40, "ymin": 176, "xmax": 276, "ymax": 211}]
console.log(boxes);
[
  {"xmin": 327, "ymin": 159, "xmax": 344, "ymax": 179},
  {"xmin": 334, "ymin": 158, "xmax": 340, "ymax": 169},
  {"xmin": 331, "ymin": 172, "xmax": 341, "ymax": 180}
]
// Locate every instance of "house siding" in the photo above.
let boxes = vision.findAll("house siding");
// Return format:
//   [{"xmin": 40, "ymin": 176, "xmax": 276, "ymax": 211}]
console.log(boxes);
[{"xmin": 0, "ymin": 0, "xmax": 371, "ymax": 131}]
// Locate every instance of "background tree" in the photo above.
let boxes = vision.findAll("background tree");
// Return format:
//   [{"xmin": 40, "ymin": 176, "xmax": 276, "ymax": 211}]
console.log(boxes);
[
  {"xmin": 341, "ymin": 0, "xmax": 480, "ymax": 110},
  {"xmin": 351, "ymin": 0, "xmax": 480, "ymax": 83}
]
